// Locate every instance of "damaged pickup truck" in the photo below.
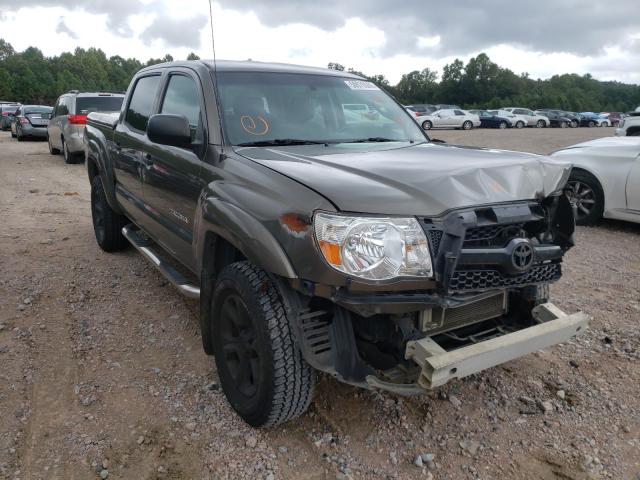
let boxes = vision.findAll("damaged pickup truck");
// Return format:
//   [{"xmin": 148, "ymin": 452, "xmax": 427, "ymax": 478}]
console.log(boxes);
[{"xmin": 84, "ymin": 60, "xmax": 588, "ymax": 427}]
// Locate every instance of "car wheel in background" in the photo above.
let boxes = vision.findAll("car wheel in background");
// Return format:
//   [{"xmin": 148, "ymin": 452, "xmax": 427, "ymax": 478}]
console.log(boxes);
[
  {"xmin": 16, "ymin": 127, "xmax": 23, "ymax": 141},
  {"xmin": 10, "ymin": 129, "xmax": 16, "ymax": 138},
  {"xmin": 499, "ymin": 121, "xmax": 507, "ymax": 129},
  {"xmin": 48, "ymin": 135, "xmax": 60, "ymax": 154},
  {"xmin": 515, "ymin": 121, "xmax": 524, "ymax": 129},
  {"xmin": 462, "ymin": 120, "xmax": 473, "ymax": 130},
  {"xmin": 536, "ymin": 120, "xmax": 545, "ymax": 128},
  {"xmin": 601, "ymin": 121, "xmax": 609, "ymax": 127},
  {"xmin": 588, "ymin": 120, "xmax": 596, "ymax": 127},
  {"xmin": 211, "ymin": 262, "xmax": 316, "ymax": 427},
  {"xmin": 560, "ymin": 121, "xmax": 568, "ymax": 128},
  {"xmin": 566, "ymin": 170, "xmax": 604, "ymax": 226},
  {"xmin": 62, "ymin": 139, "xmax": 75, "ymax": 164},
  {"xmin": 570, "ymin": 120, "xmax": 578, "ymax": 128},
  {"xmin": 90, "ymin": 175, "xmax": 129, "ymax": 252},
  {"xmin": 421, "ymin": 120, "xmax": 432, "ymax": 130},
  {"xmin": 612, "ymin": 121, "xmax": 619, "ymax": 127}
]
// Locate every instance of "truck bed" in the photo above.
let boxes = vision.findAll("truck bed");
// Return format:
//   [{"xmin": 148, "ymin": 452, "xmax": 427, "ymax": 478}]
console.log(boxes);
[{"xmin": 87, "ymin": 111, "xmax": 119, "ymax": 129}]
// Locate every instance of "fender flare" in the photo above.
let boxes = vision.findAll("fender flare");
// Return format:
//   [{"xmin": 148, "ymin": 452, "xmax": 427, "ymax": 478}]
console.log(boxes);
[
  {"xmin": 195, "ymin": 197, "xmax": 297, "ymax": 279},
  {"xmin": 85, "ymin": 128, "xmax": 124, "ymax": 215}
]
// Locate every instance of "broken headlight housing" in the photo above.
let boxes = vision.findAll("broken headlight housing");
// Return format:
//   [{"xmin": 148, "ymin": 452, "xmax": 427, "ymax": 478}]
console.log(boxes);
[{"xmin": 313, "ymin": 212, "xmax": 433, "ymax": 280}]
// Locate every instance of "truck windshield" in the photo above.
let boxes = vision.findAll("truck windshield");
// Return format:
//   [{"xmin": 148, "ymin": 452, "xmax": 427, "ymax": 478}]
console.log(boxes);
[{"xmin": 215, "ymin": 72, "xmax": 426, "ymax": 146}]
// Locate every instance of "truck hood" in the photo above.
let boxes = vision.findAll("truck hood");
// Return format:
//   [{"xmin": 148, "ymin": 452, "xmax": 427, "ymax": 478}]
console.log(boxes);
[{"xmin": 236, "ymin": 142, "xmax": 572, "ymax": 216}]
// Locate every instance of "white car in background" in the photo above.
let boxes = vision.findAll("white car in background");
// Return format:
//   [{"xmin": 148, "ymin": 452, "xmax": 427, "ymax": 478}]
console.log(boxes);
[
  {"xmin": 502, "ymin": 107, "xmax": 549, "ymax": 128},
  {"xmin": 423, "ymin": 108, "xmax": 480, "ymax": 130},
  {"xmin": 550, "ymin": 137, "xmax": 640, "ymax": 225}
]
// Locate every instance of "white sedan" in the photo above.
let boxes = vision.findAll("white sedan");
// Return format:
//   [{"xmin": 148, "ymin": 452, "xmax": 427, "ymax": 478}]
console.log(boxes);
[
  {"xmin": 502, "ymin": 108, "xmax": 550, "ymax": 128},
  {"xmin": 550, "ymin": 137, "xmax": 640, "ymax": 225},
  {"xmin": 417, "ymin": 108, "xmax": 480, "ymax": 130}
]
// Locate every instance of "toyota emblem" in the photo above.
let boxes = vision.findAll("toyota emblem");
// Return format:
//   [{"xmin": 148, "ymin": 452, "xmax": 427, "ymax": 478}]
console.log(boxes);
[{"xmin": 512, "ymin": 242, "xmax": 534, "ymax": 271}]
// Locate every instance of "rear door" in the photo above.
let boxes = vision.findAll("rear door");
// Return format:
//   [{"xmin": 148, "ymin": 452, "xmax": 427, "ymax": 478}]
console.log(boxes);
[
  {"xmin": 141, "ymin": 69, "xmax": 207, "ymax": 268},
  {"xmin": 113, "ymin": 74, "xmax": 162, "ymax": 217}
]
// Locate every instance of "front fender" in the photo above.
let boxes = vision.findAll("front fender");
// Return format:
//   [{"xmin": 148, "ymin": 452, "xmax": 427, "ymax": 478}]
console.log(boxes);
[{"xmin": 195, "ymin": 197, "xmax": 297, "ymax": 279}]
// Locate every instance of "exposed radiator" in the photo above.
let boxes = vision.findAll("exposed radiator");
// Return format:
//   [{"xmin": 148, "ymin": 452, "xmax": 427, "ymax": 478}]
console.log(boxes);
[{"xmin": 420, "ymin": 292, "xmax": 507, "ymax": 334}]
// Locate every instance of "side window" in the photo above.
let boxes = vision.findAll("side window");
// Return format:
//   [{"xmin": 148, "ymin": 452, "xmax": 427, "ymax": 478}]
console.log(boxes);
[
  {"xmin": 125, "ymin": 75, "xmax": 161, "ymax": 132},
  {"xmin": 59, "ymin": 98, "xmax": 69, "ymax": 116},
  {"xmin": 160, "ymin": 74, "xmax": 201, "ymax": 140},
  {"xmin": 454, "ymin": 110, "xmax": 465, "ymax": 116}
]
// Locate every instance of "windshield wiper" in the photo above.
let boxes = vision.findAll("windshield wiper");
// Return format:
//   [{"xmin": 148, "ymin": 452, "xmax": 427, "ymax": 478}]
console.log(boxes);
[
  {"xmin": 235, "ymin": 139, "xmax": 328, "ymax": 147},
  {"xmin": 341, "ymin": 137, "xmax": 408, "ymax": 143}
]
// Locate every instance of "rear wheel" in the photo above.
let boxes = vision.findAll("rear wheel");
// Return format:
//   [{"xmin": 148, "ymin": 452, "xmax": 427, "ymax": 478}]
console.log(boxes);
[
  {"xmin": 11, "ymin": 128, "xmax": 16, "ymax": 138},
  {"xmin": 515, "ymin": 121, "xmax": 525, "ymax": 129},
  {"xmin": 16, "ymin": 127, "xmax": 23, "ymax": 141},
  {"xmin": 570, "ymin": 119, "xmax": 578, "ymax": 128},
  {"xmin": 462, "ymin": 120, "xmax": 473, "ymax": 130},
  {"xmin": 421, "ymin": 120, "xmax": 432, "ymax": 130},
  {"xmin": 588, "ymin": 120, "xmax": 596, "ymax": 128},
  {"xmin": 601, "ymin": 121, "xmax": 609, "ymax": 127},
  {"xmin": 499, "ymin": 121, "xmax": 507, "ymax": 129},
  {"xmin": 536, "ymin": 119, "xmax": 545, "ymax": 128},
  {"xmin": 48, "ymin": 135, "xmax": 60, "ymax": 154},
  {"xmin": 560, "ymin": 121, "xmax": 568, "ymax": 128},
  {"xmin": 90, "ymin": 175, "xmax": 129, "ymax": 252},
  {"xmin": 566, "ymin": 170, "xmax": 604, "ymax": 226},
  {"xmin": 211, "ymin": 262, "xmax": 315, "ymax": 427}
]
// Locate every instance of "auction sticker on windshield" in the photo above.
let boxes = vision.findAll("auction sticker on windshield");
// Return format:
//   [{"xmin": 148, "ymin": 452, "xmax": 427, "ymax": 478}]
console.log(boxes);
[{"xmin": 344, "ymin": 80, "xmax": 380, "ymax": 90}]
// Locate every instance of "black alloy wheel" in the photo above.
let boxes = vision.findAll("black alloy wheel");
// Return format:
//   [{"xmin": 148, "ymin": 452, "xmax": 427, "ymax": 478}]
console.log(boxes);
[{"xmin": 211, "ymin": 262, "xmax": 315, "ymax": 427}]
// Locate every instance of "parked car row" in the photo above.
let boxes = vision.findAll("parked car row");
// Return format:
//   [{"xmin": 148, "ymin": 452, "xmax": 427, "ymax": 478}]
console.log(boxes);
[
  {"xmin": 405, "ymin": 103, "xmax": 629, "ymax": 131},
  {"xmin": 2, "ymin": 91, "xmax": 125, "ymax": 163}
]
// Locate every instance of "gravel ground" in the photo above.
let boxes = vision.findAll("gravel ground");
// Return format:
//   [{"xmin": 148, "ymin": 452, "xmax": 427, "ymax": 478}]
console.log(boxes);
[{"xmin": 0, "ymin": 127, "xmax": 638, "ymax": 480}]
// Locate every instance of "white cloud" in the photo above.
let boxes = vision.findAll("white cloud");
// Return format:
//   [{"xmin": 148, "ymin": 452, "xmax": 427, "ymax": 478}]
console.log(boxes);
[{"xmin": 0, "ymin": 1, "xmax": 638, "ymax": 85}]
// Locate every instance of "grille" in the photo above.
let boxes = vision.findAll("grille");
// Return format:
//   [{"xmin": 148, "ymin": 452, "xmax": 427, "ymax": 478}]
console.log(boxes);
[
  {"xmin": 465, "ymin": 223, "xmax": 524, "ymax": 242},
  {"xmin": 449, "ymin": 264, "xmax": 561, "ymax": 292},
  {"xmin": 427, "ymin": 230, "xmax": 443, "ymax": 254}
]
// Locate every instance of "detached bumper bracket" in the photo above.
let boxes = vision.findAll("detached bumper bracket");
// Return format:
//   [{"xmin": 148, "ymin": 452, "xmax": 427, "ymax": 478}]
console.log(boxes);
[{"xmin": 405, "ymin": 302, "xmax": 589, "ymax": 389}]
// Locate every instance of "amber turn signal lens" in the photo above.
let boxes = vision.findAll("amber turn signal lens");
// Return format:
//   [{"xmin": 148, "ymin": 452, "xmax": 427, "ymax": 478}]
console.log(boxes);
[{"xmin": 318, "ymin": 241, "xmax": 341, "ymax": 266}]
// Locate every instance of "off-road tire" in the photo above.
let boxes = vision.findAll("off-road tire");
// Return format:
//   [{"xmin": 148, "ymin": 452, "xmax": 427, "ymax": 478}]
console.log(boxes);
[
  {"xmin": 90, "ymin": 175, "xmax": 129, "ymax": 252},
  {"xmin": 211, "ymin": 262, "xmax": 315, "ymax": 427},
  {"xmin": 566, "ymin": 169, "xmax": 604, "ymax": 226},
  {"xmin": 48, "ymin": 135, "xmax": 60, "ymax": 154},
  {"xmin": 421, "ymin": 120, "xmax": 432, "ymax": 130}
]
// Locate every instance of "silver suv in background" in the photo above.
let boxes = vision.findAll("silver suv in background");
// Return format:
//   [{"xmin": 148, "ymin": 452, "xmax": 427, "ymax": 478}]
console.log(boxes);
[{"xmin": 48, "ymin": 91, "xmax": 124, "ymax": 163}]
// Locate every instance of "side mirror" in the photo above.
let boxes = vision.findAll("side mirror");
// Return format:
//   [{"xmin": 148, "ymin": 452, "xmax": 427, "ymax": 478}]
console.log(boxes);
[{"xmin": 147, "ymin": 114, "xmax": 192, "ymax": 149}]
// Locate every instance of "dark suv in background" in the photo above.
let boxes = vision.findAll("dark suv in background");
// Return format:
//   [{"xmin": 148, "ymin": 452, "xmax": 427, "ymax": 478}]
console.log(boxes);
[{"xmin": 47, "ymin": 91, "xmax": 124, "ymax": 163}]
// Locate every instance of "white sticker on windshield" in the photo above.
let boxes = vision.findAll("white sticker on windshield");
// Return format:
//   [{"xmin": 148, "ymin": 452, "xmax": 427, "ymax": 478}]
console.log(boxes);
[{"xmin": 344, "ymin": 80, "xmax": 380, "ymax": 91}]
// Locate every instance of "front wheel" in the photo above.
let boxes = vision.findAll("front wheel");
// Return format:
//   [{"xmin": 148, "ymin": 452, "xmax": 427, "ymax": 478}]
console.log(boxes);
[
  {"xmin": 601, "ymin": 121, "xmax": 609, "ymax": 127},
  {"xmin": 90, "ymin": 175, "xmax": 129, "ymax": 252},
  {"xmin": 570, "ymin": 120, "xmax": 578, "ymax": 128},
  {"xmin": 566, "ymin": 170, "xmax": 604, "ymax": 226},
  {"xmin": 515, "ymin": 121, "xmax": 524, "ymax": 129},
  {"xmin": 462, "ymin": 120, "xmax": 473, "ymax": 130},
  {"xmin": 588, "ymin": 120, "xmax": 596, "ymax": 128},
  {"xmin": 499, "ymin": 121, "xmax": 507, "ymax": 129},
  {"xmin": 421, "ymin": 120, "xmax": 432, "ymax": 130},
  {"xmin": 560, "ymin": 121, "xmax": 568, "ymax": 128},
  {"xmin": 536, "ymin": 120, "xmax": 545, "ymax": 128},
  {"xmin": 211, "ymin": 262, "xmax": 316, "ymax": 427}
]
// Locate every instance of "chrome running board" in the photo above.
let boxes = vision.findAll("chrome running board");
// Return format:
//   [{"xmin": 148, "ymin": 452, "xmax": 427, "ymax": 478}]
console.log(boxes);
[{"xmin": 121, "ymin": 225, "xmax": 200, "ymax": 299}]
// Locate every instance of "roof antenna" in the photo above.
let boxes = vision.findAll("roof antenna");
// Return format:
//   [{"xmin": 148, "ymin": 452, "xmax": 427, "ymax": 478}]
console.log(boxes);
[{"xmin": 208, "ymin": 0, "xmax": 225, "ymax": 156}]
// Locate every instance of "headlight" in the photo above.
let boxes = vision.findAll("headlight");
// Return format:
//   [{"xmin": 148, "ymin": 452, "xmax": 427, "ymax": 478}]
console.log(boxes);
[{"xmin": 313, "ymin": 212, "xmax": 433, "ymax": 280}]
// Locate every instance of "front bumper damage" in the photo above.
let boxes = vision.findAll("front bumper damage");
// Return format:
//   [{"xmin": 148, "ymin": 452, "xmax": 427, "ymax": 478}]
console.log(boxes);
[{"xmin": 402, "ymin": 303, "xmax": 588, "ymax": 390}]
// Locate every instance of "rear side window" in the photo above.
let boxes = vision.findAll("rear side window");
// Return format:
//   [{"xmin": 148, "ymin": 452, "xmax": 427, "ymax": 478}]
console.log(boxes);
[
  {"xmin": 125, "ymin": 75, "xmax": 161, "ymax": 132},
  {"xmin": 57, "ymin": 98, "xmax": 69, "ymax": 116},
  {"xmin": 454, "ymin": 110, "xmax": 465, "ymax": 115},
  {"xmin": 76, "ymin": 96, "xmax": 123, "ymax": 114}
]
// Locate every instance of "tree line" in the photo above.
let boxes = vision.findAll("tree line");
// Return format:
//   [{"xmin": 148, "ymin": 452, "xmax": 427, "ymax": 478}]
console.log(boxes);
[{"xmin": 1, "ymin": 38, "xmax": 638, "ymax": 112}]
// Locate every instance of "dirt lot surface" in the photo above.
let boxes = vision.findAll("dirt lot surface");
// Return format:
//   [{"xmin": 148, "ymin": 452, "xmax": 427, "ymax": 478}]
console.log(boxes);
[{"xmin": 1, "ymin": 127, "xmax": 638, "ymax": 480}]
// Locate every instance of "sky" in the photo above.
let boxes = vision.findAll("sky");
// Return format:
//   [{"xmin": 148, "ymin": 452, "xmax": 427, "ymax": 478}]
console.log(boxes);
[{"xmin": 1, "ymin": 1, "xmax": 639, "ymax": 85}]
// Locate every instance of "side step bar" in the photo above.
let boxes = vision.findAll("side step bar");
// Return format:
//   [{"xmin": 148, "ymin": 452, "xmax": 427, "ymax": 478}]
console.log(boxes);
[{"xmin": 121, "ymin": 225, "xmax": 200, "ymax": 299}]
